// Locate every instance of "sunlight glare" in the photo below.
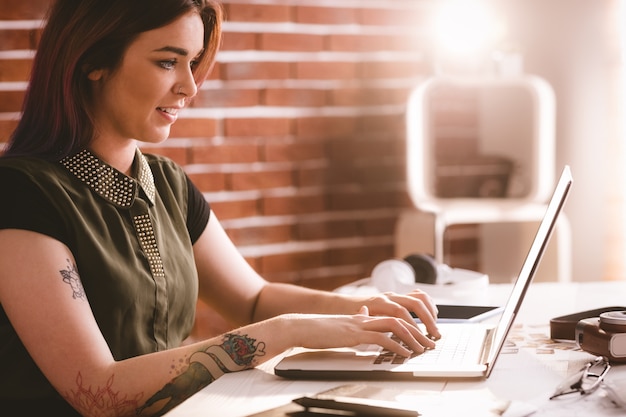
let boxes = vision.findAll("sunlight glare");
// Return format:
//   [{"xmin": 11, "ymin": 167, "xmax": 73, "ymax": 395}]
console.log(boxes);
[{"xmin": 433, "ymin": 0, "xmax": 501, "ymax": 58}]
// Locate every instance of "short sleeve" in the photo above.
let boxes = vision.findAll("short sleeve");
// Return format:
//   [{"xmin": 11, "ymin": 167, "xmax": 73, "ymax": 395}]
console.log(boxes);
[
  {"xmin": 0, "ymin": 167, "xmax": 68, "ymax": 245},
  {"xmin": 185, "ymin": 174, "xmax": 210, "ymax": 244}
]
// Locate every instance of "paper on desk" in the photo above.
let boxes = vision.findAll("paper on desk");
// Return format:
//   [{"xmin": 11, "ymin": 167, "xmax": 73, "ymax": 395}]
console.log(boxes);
[
  {"xmin": 395, "ymin": 388, "xmax": 534, "ymax": 417},
  {"xmin": 528, "ymin": 390, "xmax": 625, "ymax": 417},
  {"xmin": 247, "ymin": 387, "xmax": 535, "ymax": 417}
]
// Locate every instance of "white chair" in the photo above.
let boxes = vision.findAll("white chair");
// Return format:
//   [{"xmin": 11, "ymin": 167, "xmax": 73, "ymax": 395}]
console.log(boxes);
[{"xmin": 395, "ymin": 75, "xmax": 572, "ymax": 282}]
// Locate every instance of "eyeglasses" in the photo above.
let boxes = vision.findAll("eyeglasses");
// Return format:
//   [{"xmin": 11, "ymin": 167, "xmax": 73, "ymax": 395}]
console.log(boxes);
[{"xmin": 550, "ymin": 356, "xmax": 611, "ymax": 400}]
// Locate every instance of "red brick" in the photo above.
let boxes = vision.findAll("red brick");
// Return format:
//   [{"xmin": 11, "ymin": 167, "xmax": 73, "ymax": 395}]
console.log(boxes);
[
  {"xmin": 359, "ymin": 114, "xmax": 405, "ymax": 134},
  {"xmin": 224, "ymin": 4, "xmax": 292, "ymax": 23},
  {"xmin": 260, "ymin": 251, "xmax": 327, "ymax": 274},
  {"xmin": 221, "ymin": 32, "xmax": 257, "ymax": 51},
  {"xmin": 328, "ymin": 245, "xmax": 393, "ymax": 268},
  {"xmin": 204, "ymin": 62, "xmax": 221, "ymax": 81},
  {"xmin": 186, "ymin": 172, "xmax": 228, "ymax": 192},
  {"xmin": 329, "ymin": 189, "xmax": 406, "ymax": 211},
  {"xmin": 263, "ymin": 141, "xmax": 326, "ymax": 162},
  {"xmin": 192, "ymin": 88, "xmax": 261, "ymax": 108},
  {"xmin": 358, "ymin": 216, "xmax": 399, "ymax": 237},
  {"xmin": 169, "ymin": 118, "xmax": 218, "ymax": 138},
  {"xmin": 0, "ymin": 119, "xmax": 18, "ymax": 142},
  {"xmin": 230, "ymin": 169, "xmax": 295, "ymax": 191},
  {"xmin": 295, "ymin": 116, "xmax": 358, "ymax": 138},
  {"xmin": 264, "ymin": 88, "xmax": 327, "ymax": 107},
  {"xmin": 361, "ymin": 60, "xmax": 425, "ymax": 79},
  {"xmin": 327, "ymin": 163, "xmax": 404, "ymax": 188},
  {"xmin": 224, "ymin": 117, "xmax": 292, "ymax": 137},
  {"xmin": 221, "ymin": 61, "xmax": 291, "ymax": 81},
  {"xmin": 0, "ymin": 59, "xmax": 32, "ymax": 82},
  {"xmin": 296, "ymin": 61, "xmax": 358, "ymax": 80},
  {"xmin": 329, "ymin": 34, "xmax": 402, "ymax": 52},
  {"xmin": 191, "ymin": 143, "xmax": 260, "ymax": 164},
  {"xmin": 296, "ymin": 219, "xmax": 359, "ymax": 241},
  {"xmin": 140, "ymin": 146, "xmax": 188, "ymax": 165},
  {"xmin": 295, "ymin": 6, "xmax": 358, "ymax": 25},
  {"xmin": 327, "ymin": 87, "xmax": 361, "ymax": 106},
  {"xmin": 210, "ymin": 199, "xmax": 259, "ymax": 220},
  {"xmin": 261, "ymin": 33, "xmax": 324, "ymax": 52},
  {"xmin": 0, "ymin": 90, "xmax": 25, "ymax": 112},
  {"xmin": 296, "ymin": 167, "xmax": 328, "ymax": 187},
  {"xmin": 226, "ymin": 224, "xmax": 294, "ymax": 246},
  {"xmin": 358, "ymin": 7, "xmax": 422, "ymax": 27},
  {"xmin": 299, "ymin": 274, "xmax": 364, "ymax": 291},
  {"xmin": 0, "ymin": 29, "xmax": 39, "ymax": 51},
  {"xmin": 329, "ymin": 87, "xmax": 408, "ymax": 106},
  {"xmin": 326, "ymin": 34, "xmax": 360, "ymax": 52},
  {"xmin": 262, "ymin": 194, "xmax": 326, "ymax": 216},
  {"xmin": 188, "ymin": 299, "xmax": 233, "ymax": 340},
  {"xmin": 0, "ymin": 0, "xmax": 51, "ymax": 20}
]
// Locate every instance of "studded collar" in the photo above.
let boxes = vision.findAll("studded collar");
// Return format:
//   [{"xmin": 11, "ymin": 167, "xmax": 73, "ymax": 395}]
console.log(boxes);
[{"xmin": 60, "ymin": 148, "xmax": 156, "ymax": 208}]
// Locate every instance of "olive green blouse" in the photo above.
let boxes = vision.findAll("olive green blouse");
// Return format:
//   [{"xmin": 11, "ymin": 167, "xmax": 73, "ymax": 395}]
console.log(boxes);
[{"xmin": 0, "ymin": 149, "xmax": 210, "ymax": 404}]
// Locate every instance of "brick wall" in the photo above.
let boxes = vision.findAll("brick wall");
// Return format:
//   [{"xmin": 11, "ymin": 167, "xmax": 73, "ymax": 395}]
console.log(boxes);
[{"xmin": 0, "ymin": 0, "xmax": 479, "ymax": 300}]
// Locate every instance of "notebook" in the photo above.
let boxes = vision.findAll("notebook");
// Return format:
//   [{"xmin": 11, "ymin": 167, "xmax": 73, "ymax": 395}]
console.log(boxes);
[{"xmin": 275, "ymin": 165, "xmax": 573, "ymax": 380}]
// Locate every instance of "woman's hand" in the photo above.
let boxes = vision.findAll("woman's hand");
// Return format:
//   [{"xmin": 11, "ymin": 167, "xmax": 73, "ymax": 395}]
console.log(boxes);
[
  {"xmin": 281, "ymin": 306, "xmax": 436, "ymax": 358},
  {"xmin": 356, "ymin": 289, "xmax": 441, "ymax": 340}
]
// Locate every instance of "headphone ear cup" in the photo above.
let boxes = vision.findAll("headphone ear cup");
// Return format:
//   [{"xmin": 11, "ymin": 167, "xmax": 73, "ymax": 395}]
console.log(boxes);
[
  {"xmin": 403, "ymin": 253, "xmax": 438, "ymax": 285},
  {"xmin": 369, "ymin": 259, "xmax": 416, "ymax": 292}
]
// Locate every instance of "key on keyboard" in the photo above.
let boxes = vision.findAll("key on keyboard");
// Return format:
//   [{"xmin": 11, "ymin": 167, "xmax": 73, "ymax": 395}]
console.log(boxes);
[{"xmin": 373, "ymin": 325, "xmax": 486, "ymax": 365}]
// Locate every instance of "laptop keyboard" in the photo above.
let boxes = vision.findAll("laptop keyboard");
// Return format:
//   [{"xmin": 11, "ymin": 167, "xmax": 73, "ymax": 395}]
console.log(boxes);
[{"xmin": 374, "ymin": 325, "xmax": 485, "ymax": 365}]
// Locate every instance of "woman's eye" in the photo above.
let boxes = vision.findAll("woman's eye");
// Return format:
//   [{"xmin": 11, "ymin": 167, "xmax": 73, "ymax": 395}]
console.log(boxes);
[{"xmin": 158, "ymin": 60, "xmax": 177, "ymax": 70}]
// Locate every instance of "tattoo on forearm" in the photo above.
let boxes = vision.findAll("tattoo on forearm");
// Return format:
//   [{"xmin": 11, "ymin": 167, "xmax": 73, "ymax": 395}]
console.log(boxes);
[
  {"xmin": 137, "ymin": 333, "xmax": 266, "ymax": 415},
  {"xmin": 64, "ymin": 373, "xmax": 143, "ymax": 416},
  {"xmin": 59, "ymin": 259, "xmax": 86, "ymax": 300}
]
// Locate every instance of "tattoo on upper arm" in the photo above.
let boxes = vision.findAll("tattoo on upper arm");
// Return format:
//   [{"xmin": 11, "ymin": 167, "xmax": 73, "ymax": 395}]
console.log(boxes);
[
  {"xmin": 59, "ymin": 259, "xmax": 86, "ymax": 300},
  {"xmin": 137, "ymin": 333, "xmax": 266, "ymax": 416}
]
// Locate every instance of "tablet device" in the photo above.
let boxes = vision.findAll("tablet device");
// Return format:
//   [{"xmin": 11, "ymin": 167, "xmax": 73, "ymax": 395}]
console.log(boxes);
[
  {"xmin": 293, "ymin": 385, "xmax": 419, "ymax": 417},
  {"xmin": 412, "ymin": 304, "xmax": 503, "ymax": 323}
]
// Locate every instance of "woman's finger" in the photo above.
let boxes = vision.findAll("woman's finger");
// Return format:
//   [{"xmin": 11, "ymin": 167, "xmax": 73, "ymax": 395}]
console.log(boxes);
[{"xmin": 360, "ymin": 316, "xmax": 435, "ymax": 354}]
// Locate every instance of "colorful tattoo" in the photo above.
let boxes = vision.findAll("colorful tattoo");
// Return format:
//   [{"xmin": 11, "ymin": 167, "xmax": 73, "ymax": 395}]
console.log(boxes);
[
  {"xmin": 59, "ymin": 259, "xmax": 86, "ymax": 300},
  {"xmin": 136, "ymin": 333, "xmax": 266, "ymax": 415}
]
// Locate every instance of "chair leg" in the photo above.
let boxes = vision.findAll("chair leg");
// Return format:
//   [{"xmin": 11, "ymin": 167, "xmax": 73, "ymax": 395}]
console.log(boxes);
[{"xmin": 433, "ymin": 217, "xmax": 447, "ymax": 265}]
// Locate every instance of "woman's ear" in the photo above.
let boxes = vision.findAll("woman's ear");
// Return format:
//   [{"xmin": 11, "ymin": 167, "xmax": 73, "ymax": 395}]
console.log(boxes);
[{"xmin": 87, "ymin": 68, "xmax": 105, "ymax": 81}]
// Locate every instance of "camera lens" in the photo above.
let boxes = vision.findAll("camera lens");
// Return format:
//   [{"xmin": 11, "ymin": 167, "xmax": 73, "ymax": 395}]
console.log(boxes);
[{"xmin": 599, "ymin": 311, "xmax": 626, "ymax": 333}]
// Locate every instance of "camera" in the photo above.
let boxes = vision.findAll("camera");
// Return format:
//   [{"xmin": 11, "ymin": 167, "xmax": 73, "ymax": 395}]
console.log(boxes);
[{"xmin": 575, "ymin": 311, "xmax": 626, "ymax": 363}]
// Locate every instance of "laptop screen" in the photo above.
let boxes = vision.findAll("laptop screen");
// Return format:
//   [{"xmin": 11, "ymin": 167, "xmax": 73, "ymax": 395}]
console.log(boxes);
[{"xmin": 485, "ymin": 165, "xmax": 572, "ymax": 376}]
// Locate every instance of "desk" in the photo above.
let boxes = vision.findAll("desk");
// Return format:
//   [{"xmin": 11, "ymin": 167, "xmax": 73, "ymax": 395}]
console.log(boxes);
[{"xmin": 167, "ymin": 281, "xmax": 626, "ymax": 416}]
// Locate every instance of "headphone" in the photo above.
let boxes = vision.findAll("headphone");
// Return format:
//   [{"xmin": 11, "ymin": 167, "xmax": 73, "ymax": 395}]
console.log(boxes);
[{"xmin": 370, "ymin": 253, "xmax": 441, "ymax": 293}]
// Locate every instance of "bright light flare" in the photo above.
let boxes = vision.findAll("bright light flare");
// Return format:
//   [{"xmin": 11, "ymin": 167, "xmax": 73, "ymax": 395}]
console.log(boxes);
[{"xmin": 432, "ymin": 0, "xmax": 501, "ymax": 58}]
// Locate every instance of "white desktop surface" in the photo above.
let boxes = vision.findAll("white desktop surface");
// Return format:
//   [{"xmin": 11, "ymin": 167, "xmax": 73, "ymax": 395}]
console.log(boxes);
[{"xmin": 166, "ymin": 281, "xmax": 626, "ymax": 417}]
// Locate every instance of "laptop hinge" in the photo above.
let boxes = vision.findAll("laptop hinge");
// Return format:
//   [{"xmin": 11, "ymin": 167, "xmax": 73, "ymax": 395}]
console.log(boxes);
[{"xmin": 480, "ymin": 327, "xmax": 496, "ymax": 366}]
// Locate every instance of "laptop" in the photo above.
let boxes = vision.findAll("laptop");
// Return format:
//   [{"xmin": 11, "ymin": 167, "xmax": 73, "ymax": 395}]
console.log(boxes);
[{"xmin": 275, "ymin": 165, "xmax": 573, "ymax": 380}]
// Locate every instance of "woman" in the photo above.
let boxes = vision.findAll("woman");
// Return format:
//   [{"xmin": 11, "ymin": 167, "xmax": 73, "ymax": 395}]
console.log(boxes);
[{"xmin": 0, "ymin": 0, "xmax": 440, "ymax": 416}]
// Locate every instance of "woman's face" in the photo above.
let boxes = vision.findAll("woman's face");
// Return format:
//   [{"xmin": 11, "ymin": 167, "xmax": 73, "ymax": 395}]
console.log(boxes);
[{"xmin": 88, "ymin": 11, "xmax": 204, "ymax": 146}]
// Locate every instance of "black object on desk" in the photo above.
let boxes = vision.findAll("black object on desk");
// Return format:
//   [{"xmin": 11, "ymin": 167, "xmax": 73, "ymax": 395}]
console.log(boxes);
[
  {"xmin": 550, "ymin": 306, "xmax": 626, "ymax": 340},
  {"xmin": 246, "ymin": 385, "xmax": 420, "ymax": 417}
]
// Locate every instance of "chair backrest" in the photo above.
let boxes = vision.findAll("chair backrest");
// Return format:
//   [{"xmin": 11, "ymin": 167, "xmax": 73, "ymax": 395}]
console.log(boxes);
[{"xmin": 406, "ymin": 75, "xmax": 556, "ymax": 207}]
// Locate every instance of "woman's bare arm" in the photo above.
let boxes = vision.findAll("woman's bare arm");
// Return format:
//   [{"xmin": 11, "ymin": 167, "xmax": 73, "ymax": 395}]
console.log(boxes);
[{"xmin": 0, "ymin": 228, "xmax": 432, "ymax": 417}]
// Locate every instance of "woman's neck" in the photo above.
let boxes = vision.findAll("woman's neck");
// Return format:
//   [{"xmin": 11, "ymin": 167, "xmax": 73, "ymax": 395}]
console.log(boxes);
[{"xmin": 88, "ymin": 138, "xmax": 138, "ymax": 176}]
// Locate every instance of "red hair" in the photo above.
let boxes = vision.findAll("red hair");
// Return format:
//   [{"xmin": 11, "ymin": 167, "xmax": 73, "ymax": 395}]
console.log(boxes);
[{"xmin": 3, "ymin": 0, "xmax": 222, "ymax": 160}]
